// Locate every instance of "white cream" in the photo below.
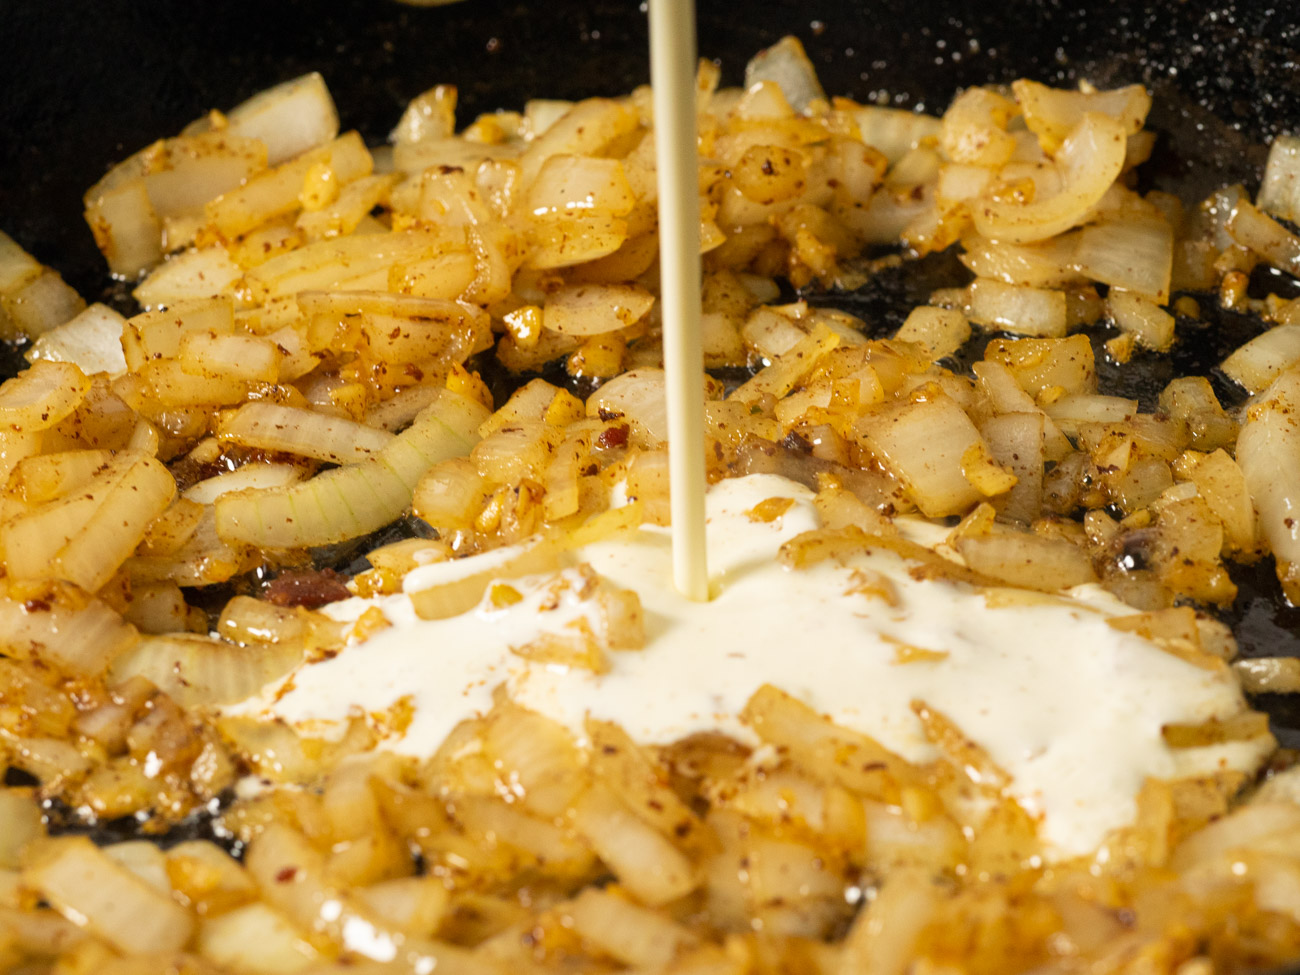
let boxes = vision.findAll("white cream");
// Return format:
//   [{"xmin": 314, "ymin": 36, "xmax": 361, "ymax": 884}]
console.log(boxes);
[{"xmin": 228, "ymin": 474, "xmax": 1266, "ymax": 858}]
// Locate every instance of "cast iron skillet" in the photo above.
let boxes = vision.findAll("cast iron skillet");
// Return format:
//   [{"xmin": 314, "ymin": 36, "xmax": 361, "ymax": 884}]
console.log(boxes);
[{"xmin": 2, "ymin": 0, "xmax": 1300, "ymax": 814}]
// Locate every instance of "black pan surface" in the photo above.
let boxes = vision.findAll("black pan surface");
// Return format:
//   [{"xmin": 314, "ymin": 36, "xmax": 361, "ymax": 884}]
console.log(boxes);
[{"xmin": 2, "ymin": 0, "xmax": 1299, "ymax": 808}]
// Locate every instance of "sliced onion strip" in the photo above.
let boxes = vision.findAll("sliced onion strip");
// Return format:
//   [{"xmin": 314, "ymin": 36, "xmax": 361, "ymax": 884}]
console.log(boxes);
[
  {"xmin": 973, "ymin": 112, "xmax": 1128, "ymax": 244},
  {"xmin": 218, "ymin": 402, "xmax": 395, "ymax": 464},
  {"xmin": 214, "ymin": 389, "xmax": 487, "ymax": 548}
]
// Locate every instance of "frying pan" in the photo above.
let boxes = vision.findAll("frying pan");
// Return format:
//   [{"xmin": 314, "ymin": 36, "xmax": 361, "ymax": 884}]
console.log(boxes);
[{"xmin": 1, "ymin": 0, "xmax": 1299, "ymax": 799}]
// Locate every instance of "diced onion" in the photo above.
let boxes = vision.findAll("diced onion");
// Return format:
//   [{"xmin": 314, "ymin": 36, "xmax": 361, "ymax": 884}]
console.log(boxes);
[
  {"xmin": 587, "ymin": 368, "xmax": 670, "ymax": 448},
  {"xmin": 133, "ymin": 246, "xmax": 242, "ymax": 309},
  {"xmin": 529, "ymin": 156, "xmax": 636, "ymax": 218},
  {"xmin": 3, "ymin": 451, "xmax": 177, "ymax": 593},
  {"xmin": 1257, "ymin": 134, "xmax": 1300, "ymax": 223},
  {"xmin": 0, "ymin": 230, "xmax": 43, "ymax": 293},
  {"xmin": 1227, "ymin": 200, "xmax": 1300, "ymax": 276},
  {"xmin": 0, "ymin": 360, "xmax": 90, "ymax": 431},
  {"xmin": 0, "ymin": 270, "xmax": 86, "ymax": 338},
  {"xmin": 1073, "ymin": 216, "xmax": 1173, "ymax": 302},
  {"xmin": 849, "ymin": 106, "xmax": 943, "ymax": 166},
  {"xmin": 1108, "ymin": 290, "xmax": 1175, "ymax": 352},
  {"xmin": 854, "ymin": 394, "xmax": 987, "ymax": 518},
  {"xmin": 956, "ymin": 533, "xmax": 1097, "ymax": 591},
  {"xmin": 571, "ymin": 784, "xmax": 699, "ymax": 907},
  {"xmin": 1238, "ymin": 369, "xmax": 1300, "ymax": 602},
  {"xmin": 220, "ymin": 72, "xmax": 340, "ymax": 166},
  {"xmin": 25, "ymin": 303, "xmax": 129, "ymax": 376},
  {"xmin": 959, "ymin": 233, "xmax": 1085, "ymax": 289},
  {"xmin": 966, "ymin": 279, "xmax": 1067, "ymax": 337},
  {"xmin": 23, "ymin": 838, "xmax": 194, "ymax": 955},
  {"xmin": 84, "ymin": 179, "xmax": 164, "ymax": 278},
  {"xmin": 1221, "ymin": 325, "xmax": 1300, "ymax": 393},
  {"xmin": 0, "ymin": 592, "xmax": 138, "ymax": 677},
  {"xmin": 743, "ymin": 36, "xmax": 826, "ymax": 115},
  {"xmin": 205, "ymin": 132, "xmax": 372, "ymax": 241}
]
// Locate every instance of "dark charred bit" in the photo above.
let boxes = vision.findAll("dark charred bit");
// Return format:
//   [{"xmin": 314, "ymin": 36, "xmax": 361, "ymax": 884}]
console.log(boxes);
[
  {"xmin": 782, "ymin": 430, "xmax": 814, "ymax": 454},
  {"xmin": 167, "ymin": 453, "xmax": 228, "ymax": 494},
  {"xmin": 263, "ymin": 568, "xmax": 352, "ymax": 609}
]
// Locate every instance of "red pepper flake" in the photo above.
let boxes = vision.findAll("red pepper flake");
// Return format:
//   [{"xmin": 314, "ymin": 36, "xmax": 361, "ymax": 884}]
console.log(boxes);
[{"xmin": 597, "ymin": 423, "xmax": 630, "ymax": 449}]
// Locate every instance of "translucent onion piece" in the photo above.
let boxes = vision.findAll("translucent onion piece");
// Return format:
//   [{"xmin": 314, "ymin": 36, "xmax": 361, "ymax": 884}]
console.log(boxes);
[
  {"xmin": 524, "ymin": 215, "xmax": 628, "ymax": 270},
  {"xmin": 4, "ymin": 452, "xmax": 176, "ymax": 593},
  {"xmin": 22, "ymin": 838, "xmax": 194, "ymax": 955},
  {"xmin": 409, "ymin": 539, "xmax": 563, "ymax": 621},
  {"xmin": 966, "ymin": 279, "xmax": 1067, "ymax": 337},
  {"xmin": 1013, "ymin": 80, "xmax": 1151, "ymax": 154},
  {"xmin": 1257, "ymin": 134, "xmax": 1300, "ymax": 223},
  {"xmin": 220, "ymin": 72, "xmax": 340, "ymax": 166},
  {"xmin": 854, "ymin": 394, "xmax": 987, "ymax": 518},
  {"xmin": 0, "ymin": 791, "xmax": 42, "ymax": 870},
  {"xmin": 587, "ymin": 367, "xmax": 669, "ymax": 447},
  {"xmin": 126, "ymin": 505, "xmax": 248, "ymax": 588},
  {"xmin": 1222, "ymin": 324, "xmax": 1300, "ymax": 393},
  {"xmin": 744, "ymin": 36, "xmax": 826, "ymax": 115},
  {"xmin": 849, "ymin": 106, "xmax": 943, "ymax": 166},
  {"xmin": 25, "ymin": 303, "xmax": 129, "ymax": 376},
  {"xmin": 1044, "ymin": 393, "xmax": 1137, "ymax": 437},
  {"xmin": 214, "ymin": 388, "xmax": 487, "ymax": 548},
  {"xmin": 956, "ymin": 533, "xmax": 1097, "ymax": 591},
  {"xmin": 205, "ymin": 131, "xmax": 372, "ymax": 241},
  {"xmin": 125, "ymin": 296, "xmax": 235, "ymax": 367},
  {"xmin": 218, "ymin": 401, "xmax": 396, "ymax": 464},
  {"xmin": 297, "ymin": 172, "xmax": 397, "ymax": 240},
  {"xmin": 973, "ymin": 112, "xmax": 1128, "ymax": 244},
  {"xmin": 0, "ymin": 360, "xmax": 89, "ymax": 431},
  {"xmin": 941, "ymin": 88, "xmax": 1017, "ymax": 167},
  {"xmin": 139, "ymin": 133, "xmax": 268, "ymax": 220},
  {"xmin": 518, "ymin": 98, "xmax": 641, "ymax": 188},
  {"xmin": 731, "ymin": 323, "xmax": 841, "ymax": 405},
  {"xmin": 0, "ymin": 270, "xmax": 86, "ymax": 338},
  {"xmin": 391, "ymin": 136, "xmax": 518, "ymax": 176},
  {"xmin": 12, "ymin": 448, "xmax": 116, "ymax": 503},
  {"xmin": 958, "ymin": 233, "xmax": 1085, "ymax": 289},
  {"xmin": 1107, "ymin": 290, "xmax": 1175, "ymax": 352},
  {"xmin": 565, "ymin": 888, "xmax": 695, "ymax": 968},
  {"xmin": 183, "ymin": 463, "xmax": 308, "ymax": 505},
  {"xmin": 896, "ymin": 306, "xmax": 971, "ymax": 360},
  {"xmin": 84, "ymin": 179, "xmax": 164, "ymax": 277},
  {"xmin": 243, "ymin": 229, "xmax": 449, "ymax": 303},
  {"xmin": 0, "ymin": 230, "xmax": 42, "ymax": 294},
  {"xmin": 528, "ymin": 156, "xmax": 636, "ymax": 218},
  {"xmin": 543, "ymin": 283, "xmax": 655, "ymax": 336},
  {"xmin": 197, "ymin": 902, "xmax": 321, "ymax": 973},
  {"xmin": 391, "ymin": 84, "xmax": 457, "ymax": 146},
  {"xmin": 133, "ymin": 246, "xmax": 242, "ymax": 309},
  {"xmin": 571, "ymin": 784, "xmax": 700, "ymax": 906},
  {"xmin": 178, "ymin": 330, "xmax": 280, "ymax": 383},
  {"xmin": 109, "ymin": 633, "xmax": 302, "ymax": 708},
  {"xmin": 1238, "ymin": 369, "xmax": 1300, "ymax": 602},
  {"xmin": 1073, "ymin": 215, "xmax": 1173, "ymax": 302},
  {"xmin": 0, "ymin": 591, "xmax": 138, "ymax": 677},
  {"xmin": 1227, "ymin": 199, "xmax": 1300, "ymax": 276}
]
